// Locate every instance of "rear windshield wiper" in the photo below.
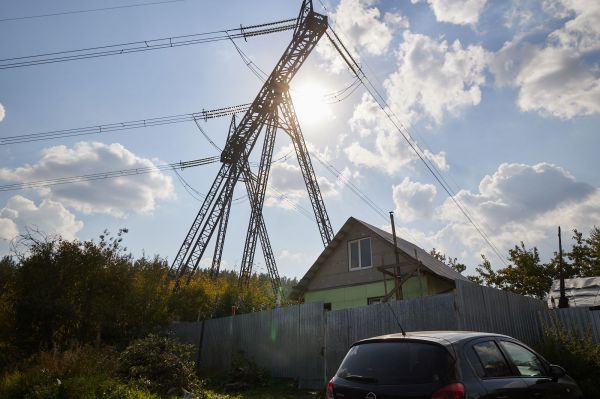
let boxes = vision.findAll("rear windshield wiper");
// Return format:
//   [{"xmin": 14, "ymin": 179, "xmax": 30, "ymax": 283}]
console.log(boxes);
[{"xmin": 342, "ymin": 374, "xmax": 379, "ymax": 383}]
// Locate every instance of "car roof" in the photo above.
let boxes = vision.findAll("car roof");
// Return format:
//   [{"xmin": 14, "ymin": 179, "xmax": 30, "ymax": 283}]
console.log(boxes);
[{"xmin": 354, "ymin": 331, "xmax": 512, "ymax": 347}]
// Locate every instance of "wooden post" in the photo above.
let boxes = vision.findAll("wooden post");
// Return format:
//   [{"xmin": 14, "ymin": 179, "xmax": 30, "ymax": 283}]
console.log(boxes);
[
  {"xmin": 414, "ymin": 249, "xmax": 425, "ymax": 297},
  {"xmin": 389, "ymin": 212, "xmax": 403, "ymax": 300},
  {"xmin": 558, "ymin": 226, "xmax": 569, "ymax": 308}
]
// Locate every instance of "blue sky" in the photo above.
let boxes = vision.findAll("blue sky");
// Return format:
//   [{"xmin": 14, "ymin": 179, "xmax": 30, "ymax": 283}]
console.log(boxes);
[{"xmin": 0, "ymin": 0, "xmax": 599, "ymax": 278}]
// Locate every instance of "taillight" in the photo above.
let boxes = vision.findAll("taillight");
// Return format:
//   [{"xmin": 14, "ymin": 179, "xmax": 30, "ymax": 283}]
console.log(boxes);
[
  {"xmin": 431, "ymin": 383, "xmax": 465, "ymax": 399},
  {"xmin": 324, "ymin": 379, "xmax": 334, "ymax": 399}
]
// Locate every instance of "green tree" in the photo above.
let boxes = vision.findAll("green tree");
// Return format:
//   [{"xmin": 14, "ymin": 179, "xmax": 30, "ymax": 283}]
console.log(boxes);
[
  {"xmin": 10, "ymin": 230, "xmax": 172, "ymax": 353},
  {"xmin": 503, "ymin": 243, "xmax": 555, "ymax": 299},
  {"xmin": 429, "ymin": 248, "xmax": 467, "ymax": 274},
  {"xmin": 470, "ymin": 255, "xmax": 498, "ymax": 286}
]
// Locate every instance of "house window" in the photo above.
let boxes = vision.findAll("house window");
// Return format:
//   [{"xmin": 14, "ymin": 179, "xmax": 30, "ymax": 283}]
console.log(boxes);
[
  {"xmin": 348, "ymin": 237, "xmax": 372, "ymax": 270},
  {"xmin": 367, "ymin": 296, "xmax": 383, "ymax": 305}
]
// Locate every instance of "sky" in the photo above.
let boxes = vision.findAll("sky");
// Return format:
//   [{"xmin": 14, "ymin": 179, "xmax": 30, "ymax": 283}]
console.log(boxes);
[{"xmin": 0, "ymin": 0, "xmax": 599, "ymax": 279}]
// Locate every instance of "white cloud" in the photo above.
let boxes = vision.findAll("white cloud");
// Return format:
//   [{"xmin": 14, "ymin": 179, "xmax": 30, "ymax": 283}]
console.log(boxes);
[
  {"xmin": 392, "ymin": 163, "xmax": 600, "ymax": 271},
  {"xmin": 345, "ymin": 91, "xmax": 451, "ymax": 175},
  {"xmin": 424, "ymin": 149, "xmax": 449, "ymax": 171},
  {"xmin": 0, "ymin": 195, "xmax": 83, "ymax": 246},
  {"xmin": 436, "ymin": 162, "xmax": 599, "ymax": 257},
  {"xmin": 0, "ymin": 218, "xmax": 18, "ymax": 241},
  {"xmin": 385, "ymin": 31, "xmax": 488, "ymax": 126},
  {"xmin": 547, "ymin": 0, "xmax": 600, "ymax": 52},
  {"xmin": 264, "ymin": 161, "xmax": 339, "ymax": 210},
  {"xmin": 317, "ymin": 0, "xmax": 406, "ymax": 72},
  {"xmin": 343, "ymin": 32, "xmax": 485, "ymax": 175},
  {"xmin": 345, "ymin": 94, "xmax": 418, "ymax": 174},
  {"xmin": 491, "ymin": 1, "xmax": 600, "ymax": 118},
  {"xmin": 0, "ymin": 142, "xmax": 175, "ymax": 217},
  {"xmin": 392, "ymin": 177, "xmax": 437, "ymax": 222},
  {"xmin": 0, "ymin": 103, "xmax": 5, "ymax": 122},
  {"xmin": 415, "ymin": 0, "xmax": 488, "ymax": 26}
]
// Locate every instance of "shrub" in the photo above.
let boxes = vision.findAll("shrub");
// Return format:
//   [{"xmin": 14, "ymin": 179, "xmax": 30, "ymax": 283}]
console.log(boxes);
[
  {"xmin": 0, "ymin": 346, "xmax": 120, "ymax": 399},
  {"xmin": 225, "ymin": 351, "xmax": 267, "ymax": 390},
  {"xmin": 117, "ymin": 334, "xmax": 201, "ymax": 397},
  {"xmin": 539, "ymin": 323, "xmax": 600, "ymax": 398}
]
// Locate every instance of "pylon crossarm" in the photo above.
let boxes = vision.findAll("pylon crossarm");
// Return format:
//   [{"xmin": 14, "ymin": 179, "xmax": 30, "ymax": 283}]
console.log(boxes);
[{"xmin": 220, "ymin": 4, "xmax": 327, "ymax": 165}]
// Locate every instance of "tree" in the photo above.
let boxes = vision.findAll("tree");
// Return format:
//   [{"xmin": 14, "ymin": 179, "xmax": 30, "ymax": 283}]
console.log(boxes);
[
  {"xmin": 470, "ymin": 255, "xmax": 498, "ymax": 286},
  {"xmin": 9, "ymin": 230, "xmax": 173, "ymax": 353},
  {"xmin": 588, "ymin": 227, "xmax": 600, "ymax": 272},
  {"xmin": 469, "ymin": 244, "xmax": 557, "ymax": 299},
  {"xmin": 429, "ymin": 248, "xmax": 467, "ymax": 274},
  {"xmin": 503, "ymin": 243, "xmax": 556, "ymax": 299}
]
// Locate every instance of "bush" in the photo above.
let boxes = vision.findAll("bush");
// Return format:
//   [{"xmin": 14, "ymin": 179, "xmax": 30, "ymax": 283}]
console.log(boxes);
[
  {"xmin": 117, "ymin": 334, "xmax": 201, "ymax": 397},
  {"xmin": 0, "ymin": 346, "xmax": 121, "ymax": 399},
  {"xmin": 539, "ymin": 323, "xmax": 600, "ymax": 398},
  {"xmin": 225, "ymin": 351, "xmax": 268, "ymax": 390}
]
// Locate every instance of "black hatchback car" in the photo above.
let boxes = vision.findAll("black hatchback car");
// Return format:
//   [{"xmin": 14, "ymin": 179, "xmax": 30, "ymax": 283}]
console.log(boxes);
[{"xmin": 325, "ymin": 331, "xmax": 582, "ymax": 399}]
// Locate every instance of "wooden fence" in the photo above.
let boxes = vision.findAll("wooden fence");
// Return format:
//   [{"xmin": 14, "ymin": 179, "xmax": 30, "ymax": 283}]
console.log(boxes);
[{"xmin": 171, "ymin": 280, "xmax": 600, "ymax": 389}]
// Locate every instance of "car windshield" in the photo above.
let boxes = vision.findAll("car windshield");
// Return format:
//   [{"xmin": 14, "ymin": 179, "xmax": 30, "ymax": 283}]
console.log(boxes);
[{"xmin": 337, "ymin": 341, "xmax": 454, "ymax": 385}]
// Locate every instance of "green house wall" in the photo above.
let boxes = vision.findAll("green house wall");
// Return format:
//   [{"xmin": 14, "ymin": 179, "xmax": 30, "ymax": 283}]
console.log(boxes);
[{"xmin": 304, "ymin": 274, "xmax": 451, "ymax": 310}]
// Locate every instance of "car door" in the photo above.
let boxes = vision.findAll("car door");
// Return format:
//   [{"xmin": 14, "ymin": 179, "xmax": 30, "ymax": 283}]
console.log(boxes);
[
  {"xmin": 467, "ymin": 339, "xmax": 530, "ymax": 399},
  {"xmin": 497, "ymin": 340, "xmax": 580, "ymax": 399}
]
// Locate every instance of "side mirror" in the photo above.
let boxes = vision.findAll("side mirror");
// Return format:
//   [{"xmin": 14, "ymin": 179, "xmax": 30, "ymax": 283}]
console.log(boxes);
[{"xmin": 549, "ymin": 364, "xmax": 566, "ymax": 381}]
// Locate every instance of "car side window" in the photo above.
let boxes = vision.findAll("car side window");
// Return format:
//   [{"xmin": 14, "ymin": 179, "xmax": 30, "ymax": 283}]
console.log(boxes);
[
  {"xmin": 499, "ymin": 341, "xmax": 545, "ymax": 377},
  {"xmin": 472, "ymin": 341, "xmax": 512, "ymax": 378}
]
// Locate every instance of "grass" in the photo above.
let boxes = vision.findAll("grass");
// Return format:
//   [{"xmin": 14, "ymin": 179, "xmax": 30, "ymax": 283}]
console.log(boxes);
[{"xmin": 202, "ymin": 377, "xmax": 321, "ymax": 399}]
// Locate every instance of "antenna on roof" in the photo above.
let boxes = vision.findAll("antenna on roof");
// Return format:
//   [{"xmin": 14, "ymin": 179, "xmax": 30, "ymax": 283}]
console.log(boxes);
[{"xmin": 386, "ymin": 301, "xmax": 406, "ymax": 337}]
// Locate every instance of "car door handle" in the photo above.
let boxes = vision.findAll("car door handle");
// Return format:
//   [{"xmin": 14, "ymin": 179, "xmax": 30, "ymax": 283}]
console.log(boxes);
[
  {"xmin": 532, "ymin": 393, "xmax": 543, "ymax": 398},
  {"xmin": 495, "ymin": 396, "xmax": 508, "ymax": 399}
]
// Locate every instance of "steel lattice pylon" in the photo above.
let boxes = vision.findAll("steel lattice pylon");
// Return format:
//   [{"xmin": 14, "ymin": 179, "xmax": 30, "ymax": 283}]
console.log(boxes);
[{"xmin": 171, "ymin": 0, "xmax": 333, "ymax": 294}]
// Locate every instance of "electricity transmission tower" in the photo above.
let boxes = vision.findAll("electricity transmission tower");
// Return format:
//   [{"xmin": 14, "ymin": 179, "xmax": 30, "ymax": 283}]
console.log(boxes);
[{"xmin": 170, "ymin": 0, "xmax": 334, "ymax": 294}]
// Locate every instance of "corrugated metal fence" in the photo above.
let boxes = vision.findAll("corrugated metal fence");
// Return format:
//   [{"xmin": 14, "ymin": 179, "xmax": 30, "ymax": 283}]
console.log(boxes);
[{"xmin": 171, "ymin": 280, "xmax": 600, "ymax": 389}]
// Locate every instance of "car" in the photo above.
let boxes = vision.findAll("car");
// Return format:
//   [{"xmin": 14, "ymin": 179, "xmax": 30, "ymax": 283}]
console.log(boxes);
[{"xmin": 325, "ymin": 331, "xmax": 582, "ymax": 399}]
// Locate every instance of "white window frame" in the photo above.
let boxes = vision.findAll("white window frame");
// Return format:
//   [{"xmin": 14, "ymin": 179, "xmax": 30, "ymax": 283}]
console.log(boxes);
[{"xmin": 348, "ymin": 237, "xmax": 372, "ymax": 271}]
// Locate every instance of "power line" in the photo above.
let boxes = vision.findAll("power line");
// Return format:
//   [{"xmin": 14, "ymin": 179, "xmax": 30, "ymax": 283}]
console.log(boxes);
[
  {"xmin": 326, "ymin": 25, "xmax": 509, "ymax": 267},
  {"xmin": 0, "ymin": 156, "xmax": 219, "ymax": 192},
  {"xmin": 227, "ymin": 34, "xmax": 362, "ymax": 104},
  {"xmin": 314, "ymin": 154, "xmax": 386, "ymax": 219},
  {"xmin": 0, "ymin": 0, "xmax": 186, "ymax": 23},
  {"xmin": 187, "ymin": 114, "xmax": 314, "ymax": 223},
  {"xmin": 312, "ymin": 153, "xmax": 422, "ymax": 244},
  {"xmin": 0, "ymin": 18, "xmax": 296, "ymax": 69},
  {"xmin": 1, "ymin": 104, "xmax": 251, "ymax": 146},
  {"xmin": 173, "ymin": 168, "xmax": 206, "ymax": 202}
]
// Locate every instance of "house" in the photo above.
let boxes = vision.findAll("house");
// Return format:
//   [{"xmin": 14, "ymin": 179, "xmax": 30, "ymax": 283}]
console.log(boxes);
[
  {"xmin": 547, "ymin": 277, "xmax": 600, "ymax": 308},
  {"xmin": 291, "ymin": 216, "xmax": 469, "ymax": 310}
]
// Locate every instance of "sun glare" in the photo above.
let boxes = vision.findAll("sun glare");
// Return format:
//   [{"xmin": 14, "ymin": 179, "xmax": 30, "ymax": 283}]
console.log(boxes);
[{"xmin": 290, "ymin": 81, "xmax": 333, "ymax": 126}]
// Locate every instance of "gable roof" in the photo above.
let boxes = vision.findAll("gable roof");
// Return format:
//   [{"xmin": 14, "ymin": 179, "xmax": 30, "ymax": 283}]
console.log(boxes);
[{"xmin": 291, "ymin": 216, "xmax": 469, "ymax": 298}]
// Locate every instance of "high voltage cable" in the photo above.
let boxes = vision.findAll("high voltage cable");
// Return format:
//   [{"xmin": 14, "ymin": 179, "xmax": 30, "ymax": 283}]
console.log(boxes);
[
  {"xmin": 313, "ymin": 153, "xmax": 422, "ymax": 244},
  {"xmin": 0, "ymin": 156, "xmax": 219, "ymax": 192},
  {"xmin": 0, "ymin": 0, "xmax": 186, "ymax": 23},
  {"xmin": 173, "ymin": 168, "xmax": 206, "ymax": 202},
  {"xmin": 0, "ymin": 104, "xmax": 251, "ymax": 146},
  {"xmin": 227, "ymin": 35, "xmax": 361, "ymax": 105},
  {"xmin": 333, "ymin": 28, "xmax": 509, "ymax": 266},
  {"xmin": 0, "ymin": 18, "xmax": 296, "ymax": 69},
  {"xmin": 326, "ymin": 25, "xmax": 509, "ymax": 267},
  {"xmin": 314, "ymin": 154, "xmax": 387, "ymax": 219},
  {"xmin": 187, "ymin": 116, "xmax": 314, "ymax": 222}
]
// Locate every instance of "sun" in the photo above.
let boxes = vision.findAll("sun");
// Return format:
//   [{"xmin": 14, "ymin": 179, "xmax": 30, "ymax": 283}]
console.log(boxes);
[{"xmin": 290, "ymin": 81, "xmax": 334, "ymax": 126}]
